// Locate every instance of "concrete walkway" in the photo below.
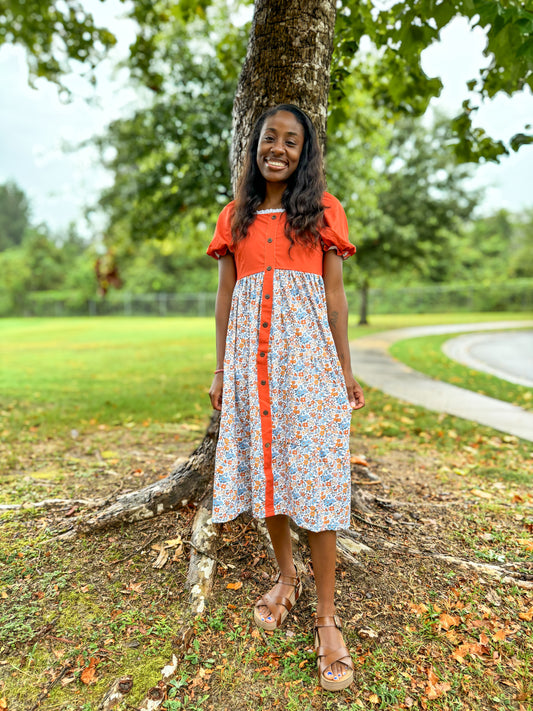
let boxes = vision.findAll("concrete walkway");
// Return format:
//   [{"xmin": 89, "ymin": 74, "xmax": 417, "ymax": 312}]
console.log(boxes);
[{"xmin": 350, "ymin": 320, "xmax": 533, "ymax": 442}]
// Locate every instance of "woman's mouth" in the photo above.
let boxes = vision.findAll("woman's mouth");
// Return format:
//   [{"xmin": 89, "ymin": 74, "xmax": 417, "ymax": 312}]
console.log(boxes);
[{"xmin": 265, "ymin": 158, "xmax": 288, "ymax": 170}]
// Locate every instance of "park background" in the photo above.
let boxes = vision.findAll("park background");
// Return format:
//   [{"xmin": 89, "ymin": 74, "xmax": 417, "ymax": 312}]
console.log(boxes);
[{"xmin": 0, "ymin": 1, "xmax": 532, "ymax": 710}]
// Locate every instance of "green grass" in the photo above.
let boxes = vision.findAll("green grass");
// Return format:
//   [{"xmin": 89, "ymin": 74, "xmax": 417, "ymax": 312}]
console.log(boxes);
[
  {"xmin": 0, "ymin": 317, "xmax": 216, "ymax": 436},
  {"xmin": 390, "ymin": 332, "xmax": 533, "ymax": 412},
  {"xmin": 1, "ymin": 312, "xmax": 529, "ymax": 440}
]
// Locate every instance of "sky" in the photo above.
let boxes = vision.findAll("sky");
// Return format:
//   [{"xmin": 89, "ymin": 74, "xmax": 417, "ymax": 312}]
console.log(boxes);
[{"xmin": 0, "ymin": 2, "xmax": 532, "ymax": 237}]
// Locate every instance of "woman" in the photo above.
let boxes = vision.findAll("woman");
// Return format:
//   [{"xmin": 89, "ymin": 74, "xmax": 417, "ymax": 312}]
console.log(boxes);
[{"xmin": 207, "ymin": 104, "xmax": 365, "ymax": 691}]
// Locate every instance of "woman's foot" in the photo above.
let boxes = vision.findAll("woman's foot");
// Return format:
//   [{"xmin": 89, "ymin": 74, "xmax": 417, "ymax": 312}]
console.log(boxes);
[
  {"xmin": 314, "ymin": 615, "xmax": 354, "ymax": 691},
  {"xmin": 254, "ymin": 573, "xmax": 302, "ymax": 630}
]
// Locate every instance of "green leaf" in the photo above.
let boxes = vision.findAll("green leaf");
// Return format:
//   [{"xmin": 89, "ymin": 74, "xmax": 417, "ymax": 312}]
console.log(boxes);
[{"xmin": 510, "ymin": 132, "xmax": 533, "ymax": 151}]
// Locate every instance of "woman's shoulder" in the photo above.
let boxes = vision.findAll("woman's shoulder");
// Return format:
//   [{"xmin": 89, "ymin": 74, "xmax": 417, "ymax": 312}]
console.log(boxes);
[
  {"xmin": 322, "ymin": 192, "xmax": 345, "ymax": 212},
  {"xmin": 217, "ymin": 200, "xmax": 236, "ymax": 219}
]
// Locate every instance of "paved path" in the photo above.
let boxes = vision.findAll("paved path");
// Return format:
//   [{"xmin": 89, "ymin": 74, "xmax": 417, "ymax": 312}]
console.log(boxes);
[
  {"xmin": 443, "ymin": 330, "xmax": 533, "ymax": 388},
  {"xmin": 350, "ymin": 320, "xmax": 533, "ymax": 442}
]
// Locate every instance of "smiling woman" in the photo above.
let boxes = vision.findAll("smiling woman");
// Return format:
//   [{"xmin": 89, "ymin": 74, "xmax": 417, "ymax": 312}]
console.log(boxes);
[
  {"xmin": 206, "ymin": 104, "xmax": 365, "ymax": 691},
  {"xmin": 256, "ymin": 110, "xmax": 304, "ymax": 186}
]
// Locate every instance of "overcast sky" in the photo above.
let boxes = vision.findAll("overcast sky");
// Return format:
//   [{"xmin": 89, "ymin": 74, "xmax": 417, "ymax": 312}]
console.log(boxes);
[{"xmin": 0, "ymin": 1, "xmax": 532, "ymax": 237}]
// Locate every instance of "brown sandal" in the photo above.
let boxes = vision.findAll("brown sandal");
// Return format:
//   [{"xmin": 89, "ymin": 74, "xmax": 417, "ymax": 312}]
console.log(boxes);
[
  {"xmin": 253, "ymin": 573, "xmax": 302, "ymax": 631},
  {"xmin": 314, "ymin": 615, "xmax": 354, "ymax": 691}
]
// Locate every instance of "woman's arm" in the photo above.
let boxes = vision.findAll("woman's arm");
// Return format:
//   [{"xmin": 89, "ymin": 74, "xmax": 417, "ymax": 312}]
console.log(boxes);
[
  {"xmin": 209, "ymin": 254, "xmax": 237, "ymax": 411},
  {"xmin": 323, "ymin": 250, "xmax": 365, "ymax": 410}
]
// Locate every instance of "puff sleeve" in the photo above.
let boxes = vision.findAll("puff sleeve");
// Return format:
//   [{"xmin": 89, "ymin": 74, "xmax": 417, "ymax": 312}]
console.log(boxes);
[
  {"xmin": 206, "ymin": 201, "xmax": 235, "ymax": 259},
  {"xmin": 321, "ymin": 192, "xmax": 356, "ymax": 260}
]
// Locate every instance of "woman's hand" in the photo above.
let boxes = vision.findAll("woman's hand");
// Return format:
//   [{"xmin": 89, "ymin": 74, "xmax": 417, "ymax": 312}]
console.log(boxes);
[
  {"xmin": 209, "ymin": 372, "xmax": 224, "ymax": 411},
  {"xmin": 344, "ymin": 371, "xmax": 365, "ymax": 410}
]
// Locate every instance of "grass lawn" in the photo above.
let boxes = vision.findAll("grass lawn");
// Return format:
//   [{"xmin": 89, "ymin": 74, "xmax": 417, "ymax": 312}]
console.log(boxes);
[
  {"xmin": 0, "ymin": 314, "xmax": 532, "ymax": 711},
  {"xmin": 390, "ymin": 333, "xmax": 533, "ymax": 412}
]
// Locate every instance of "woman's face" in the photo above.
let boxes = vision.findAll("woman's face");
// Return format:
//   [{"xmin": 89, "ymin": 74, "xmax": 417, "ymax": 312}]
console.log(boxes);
[{"xmin": 256, "ymin": 110, "xmax": 305, "ymax": 185}]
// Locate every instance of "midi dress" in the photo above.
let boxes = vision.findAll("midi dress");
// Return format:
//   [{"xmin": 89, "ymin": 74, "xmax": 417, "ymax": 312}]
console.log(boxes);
[{"xmin": 207, "ymin": 192, "xmax": 356, "ymax": 532}]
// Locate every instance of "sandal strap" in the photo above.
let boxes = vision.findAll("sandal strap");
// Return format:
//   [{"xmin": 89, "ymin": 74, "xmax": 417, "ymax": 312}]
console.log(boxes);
[
  {"xmin": 314, "ymin": 614, "xmax": 342, "ymax": 630},
  {"xmin": 314, "ymin": 615, "xmax": 353, "ymax": 676},
  {"xmin": 255, "ymin": 576, "xmax": 301, "ymax": 626},
  {"xmin": 317, "ymin": 645, "xmax": 353, "ymax": 673},
  {"xmin": 275, "ymin": 573, "xmax": 300, "ymax": 587}
]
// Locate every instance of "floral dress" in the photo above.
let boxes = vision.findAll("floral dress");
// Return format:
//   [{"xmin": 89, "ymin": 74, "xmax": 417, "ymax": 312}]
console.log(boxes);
[{"xmin": 207, "ymin": 192, "xmax": 356, "ymax": 532}]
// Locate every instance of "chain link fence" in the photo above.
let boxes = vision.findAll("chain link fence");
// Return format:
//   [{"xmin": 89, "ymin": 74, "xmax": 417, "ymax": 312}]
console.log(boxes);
[{"xmin": 10, "ymin": 279, "xmax": 533, "ymax": 318}]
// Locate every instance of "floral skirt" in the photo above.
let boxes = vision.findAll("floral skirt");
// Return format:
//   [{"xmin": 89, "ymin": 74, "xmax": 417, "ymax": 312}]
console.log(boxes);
[{"xmin": 212, "ymin": 269, "xmax": 351, "ymax": 532}]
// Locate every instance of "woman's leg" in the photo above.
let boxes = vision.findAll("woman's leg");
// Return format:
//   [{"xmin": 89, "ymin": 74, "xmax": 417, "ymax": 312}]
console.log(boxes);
[
  {"xmin": 256, "ymin": 514, "xmax": 298, "ymax": 622},
  {"xmin": 308, "ymin": 530, "xmax": 351, "ymax": 681}
]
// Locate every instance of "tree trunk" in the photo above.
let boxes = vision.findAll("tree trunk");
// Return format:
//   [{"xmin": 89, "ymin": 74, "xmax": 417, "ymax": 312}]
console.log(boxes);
[
  {"xmin": 231, "ymin": 0, "xmax": 337, "ymax": 190},
  {"xmin": 359, "ymin": 278, "xmax": 369, "ymax": 325}
]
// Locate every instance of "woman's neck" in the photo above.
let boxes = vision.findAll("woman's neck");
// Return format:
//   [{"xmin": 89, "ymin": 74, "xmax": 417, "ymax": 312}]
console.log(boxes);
[{"xmin": 259, "ymin": 182, "xmax": 286, "ymax": 210}]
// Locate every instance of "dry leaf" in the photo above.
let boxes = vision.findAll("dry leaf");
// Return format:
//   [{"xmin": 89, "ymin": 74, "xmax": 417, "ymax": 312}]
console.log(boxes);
[
  {"xmin": 0, "ymin": 698, "xmax": 7, "ymax": 711},
  {"xmin": 153, "ymin": 548, "xmax": 169, "ymax": 569},
  {"xmin": 164, "ymin": 537, "xmax": 183, "ymax": 548},
  {"xmin": 494, "ymin": 628, "xmax": 511, "ymax": 641},
  {"xmin": 368, "ymin": 694, "xmax": 379, "ymax": 704},
  {"xmin": 81, "ymin": 657, "xmax": 98, "ymax": 685},
  {"xmin": 161, "ymin": 654, "xmax": 178, "ymax": 681},
  {"xmin": 350, "ymin": 455, "xmax": 368, "ymax": 467},
  {"xmin": 519, "ymin": 609, "xmax": 533, "ymax": 621},
  {"xmin": 438, "ymin": 613, "xmax": 459, "ymax": 630},
  {"xmin": 470, "ymin": 489, "xmax": 492, "ymax": 499},
  {"xmin": 226, "ymin": 581, "xmax": 243, "ymax": 590},
  {"xmin": 358, "ymin": 627, "xmax": 379, "ymax": 639}
]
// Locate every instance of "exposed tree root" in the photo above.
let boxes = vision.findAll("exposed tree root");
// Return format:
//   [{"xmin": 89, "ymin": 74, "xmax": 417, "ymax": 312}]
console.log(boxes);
[
  {"xmin": 185, "ymin": 492, "xmax": 218, "ymax": 616},
  {"xmin": 0, "ymin": 498, "xmax": 100, "ymax": 512},
  {"xmin": 378, "ymin": 539, "xmax": 533, "ymax": 589},
  {"xmin": 47, "ymin": 412, "xmax": 220, "ymax": 539}
]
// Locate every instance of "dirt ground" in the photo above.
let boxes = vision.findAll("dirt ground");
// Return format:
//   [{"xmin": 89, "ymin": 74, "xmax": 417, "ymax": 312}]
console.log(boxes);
[{"xmin": 0, "ymin": 425, "xmax": 532, "ymax": 711}]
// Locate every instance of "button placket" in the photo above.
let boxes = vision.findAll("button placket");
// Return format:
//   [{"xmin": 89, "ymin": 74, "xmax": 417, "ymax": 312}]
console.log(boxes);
[{"xmin": 256, "ymin": 212, "xmax": 279, "ymax": 517}]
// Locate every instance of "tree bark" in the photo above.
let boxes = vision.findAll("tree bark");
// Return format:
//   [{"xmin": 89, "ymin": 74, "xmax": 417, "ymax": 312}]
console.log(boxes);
[
  {"xmin": 231, "ymin": 0, "xmax": 337, "ymax": 191},
  {"xmin": 359, "ymin": 277, "xmax": 369, "ymax": 325}
]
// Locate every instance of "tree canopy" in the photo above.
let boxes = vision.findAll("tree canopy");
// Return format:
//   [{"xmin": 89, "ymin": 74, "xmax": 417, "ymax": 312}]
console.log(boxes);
[{"xmin": 3, "ymin": 0, "xmax": 532, "ymax": 160}]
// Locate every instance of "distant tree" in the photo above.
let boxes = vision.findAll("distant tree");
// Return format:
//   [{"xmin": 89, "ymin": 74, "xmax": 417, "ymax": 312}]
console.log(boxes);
[
  {"xmin": 335, "ymin": 115, "xmax": 479, "ymax": 323},
  {"xmin": 508, "ymin": 208, "xmax": 533, "ymax": 278},
  {"xmin": 91, "ymin": 6, "xmax": 246, "ymax": 247},
  {"xmin": 0, "ymin": 181, "xmax": 31, "ymax": 251}
]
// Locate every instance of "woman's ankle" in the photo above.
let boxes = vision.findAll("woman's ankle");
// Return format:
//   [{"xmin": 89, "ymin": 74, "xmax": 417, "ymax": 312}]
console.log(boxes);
[{"xmin": 279, "ymin": 565, "xmax": 297, "ymax": 579}]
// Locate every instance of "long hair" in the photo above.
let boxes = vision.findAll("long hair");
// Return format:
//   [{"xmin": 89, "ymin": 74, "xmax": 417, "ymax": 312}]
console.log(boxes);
[{"xmin": 231, "ymin": 105, "xmax": 326, "ymax": 247}]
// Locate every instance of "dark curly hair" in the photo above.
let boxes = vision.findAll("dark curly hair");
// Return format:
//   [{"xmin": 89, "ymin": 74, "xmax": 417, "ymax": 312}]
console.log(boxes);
[{"xmin": 231, "ymin": 105, "xmax": 326, "ymax": 248}]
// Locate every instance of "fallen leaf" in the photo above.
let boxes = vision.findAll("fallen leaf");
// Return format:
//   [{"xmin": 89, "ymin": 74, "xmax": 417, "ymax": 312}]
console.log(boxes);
[
  {"xmin": 368, "ymin": 694, "xmax": 379, "ymax": 704},
  {"xmin": 519, "ymin": 609, "xmax": 533, "ymax": 621},
  {"xmin": 438, "ymin": 613, "xmax": 459, "ymax": 630},
  {"xmin": 226, "ymin": 581, "xmax": 243, "ymax": 590},
  {"xmin": 470, "ymin": 489, "xmax": 492, "ymax": 499},
  {"xmin": 350, "ymin": 455, "xmax": 368, "ymax": 467},
  {"xmin": 0, "ymin": 698, "xmax": 7, "ymax": 710},
  {"xmin": 81, "ymin": 657, "xmax": 98, "ymax": 685},
  {"xmin": 164, "ymin": 537, "xmax": 183, "ymax": 548},
  {"xmin": 358, "ymin": 627, "xmax": 379, "ymax": 639},
  {"xmin": 153, "ymin": 548, "xmax": 169, "ymax": 569},
  {"xmin": 494, "ymin": 628, "xmax": 511, "ymax": 642}
]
